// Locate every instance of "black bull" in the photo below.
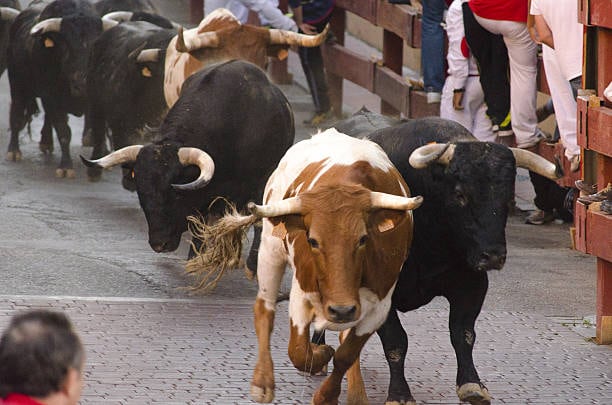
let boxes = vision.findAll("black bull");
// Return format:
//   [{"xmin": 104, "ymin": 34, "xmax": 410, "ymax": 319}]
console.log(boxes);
[
  {"xmin": 312, "ymin": 113, "xmax": 562, "ymax": 404},
  {"xmin": 83, "ymin": 60, "xmax": 295, "ymax": 269}
]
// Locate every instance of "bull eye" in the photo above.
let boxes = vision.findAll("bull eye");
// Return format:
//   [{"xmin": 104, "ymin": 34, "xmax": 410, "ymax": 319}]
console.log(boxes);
[
  {"xmin": 358, "ymin": 235, "xmax": 368, "ymax": 247},
  {"xmin": 455, "ymin": 189, "xmax": 468, "ymax": 207},
  {"xmin": 307, "ymin": 237, "xmax": 319, "ymax": 249}
]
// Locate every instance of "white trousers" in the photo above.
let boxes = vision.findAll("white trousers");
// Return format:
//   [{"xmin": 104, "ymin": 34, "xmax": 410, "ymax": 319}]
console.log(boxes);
[
  {"xmin": 441, "ymin": 76, "xmax": 495, "ymax": 142},
  {"xmin": 473, "ymin": 16, "xmax": 539, "ymax": 148},
  {"xmin": 542, "ymin": 46, "xmax": 580, "ymax": 160}
]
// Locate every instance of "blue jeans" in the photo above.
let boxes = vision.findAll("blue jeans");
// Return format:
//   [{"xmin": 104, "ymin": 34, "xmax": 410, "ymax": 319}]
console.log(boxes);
[{"xmin": 421, "ymin": 0, "xmax": 446, "ymax": 93}]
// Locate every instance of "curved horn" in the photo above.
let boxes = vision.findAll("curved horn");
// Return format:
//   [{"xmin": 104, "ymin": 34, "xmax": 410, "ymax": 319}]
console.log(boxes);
[
  {"xmin": 136, "ymin": 48, "xmax": 161, "ymax": 63},
  {"xmin": 30, "ymin": 17, "xmax": 62, "ymax": 35},
  {"xmin": 510, "ymin": 148, "xmax": 563, "ymax": 180},
  {"xmin": 370, "ymin": 192, "xmax": 423, "ymax": 211},
  {"xmin": 175, "ymin": 26, "xmax": 219, "ymax": 53},
  {"xmin": 247, "ymin": 197, "xmax": 302, "ymax": 218},
  {"xmin": 171, "ymin": 147, "xmax": 215, "ymax": 191},
  {"xmin": 409, "ymin": 143, "xmax": 456, "ymax": 168},
  {"xmin": 102, "ymin": 11, "xmax": 133, "ymax": 24},
  {"xmin": 0, "ymin": 7, "xmax": 20, "ymax": 22},
  {"xmin": 268, "ymin": 23, "xmax": 329, "ymax": 47},
  {"xmin": 80, "ymin": 145, "xmax": 143, "ymax": 169}
]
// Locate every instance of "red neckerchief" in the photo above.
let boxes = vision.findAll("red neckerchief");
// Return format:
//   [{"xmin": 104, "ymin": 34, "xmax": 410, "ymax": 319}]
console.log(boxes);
[{"xmin": 0, "ymin": 393, "xmax": 45, "ymax": 405}]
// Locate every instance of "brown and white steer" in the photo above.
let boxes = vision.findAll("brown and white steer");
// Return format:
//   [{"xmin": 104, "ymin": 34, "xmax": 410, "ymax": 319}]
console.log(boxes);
[
  {"xmin": 157, "ymin": 8, "xmax": 328, "ymax": 107},
  {"xmin": 192, "ymin": 129, "xmax": 422, "ymax": 404}
]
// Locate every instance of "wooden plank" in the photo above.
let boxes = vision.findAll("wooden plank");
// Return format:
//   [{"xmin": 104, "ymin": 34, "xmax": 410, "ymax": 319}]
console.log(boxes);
[
  {"xmin": 537, "ymin": 142, "xmax": 582, "ymax": 188},
  {"xmin": 590, "ymin": 0, "xmax": 612, "ymax": 29},
  {"xmin": 336, "ymin": 0, "xmax": 377, "ymax": 23},
  {"xmin": 597, "ymin": 29, "xmax": 612, "ymax": 96},
  {"xmin": 409, "ymin": 90, "xmax": 441, "ymax": 118},
  {"xmin": 577, "ymin": 96, "xmax": 589, "ymax": 148},
  {"xmin": 574, "ymin": 202, "xmax": 588, "ymax": 253},
  {"xmin": 323, "ymin": 44, "xmax": 375, "ymax": 92},
  {"xmin": 587, "ymin": 106, "xmax": 612, "ymax": 157},
  {"xmin": 374, "ymin": 65, "xmax": 410, "ymax": 115},
  {"xmin": 377, "ymin": 1, "xmax": 420, "ymax": 47},
  {"xmin": 596, "ymin": 259, "xmax": 612, "ymax": 344},
  {"xmin": 587, "ymin": 210, "xmax": 612, "ymax": 263},
  {"xmin": 536, "ymin": 56, "xmax": 550, "ymax": 94}
]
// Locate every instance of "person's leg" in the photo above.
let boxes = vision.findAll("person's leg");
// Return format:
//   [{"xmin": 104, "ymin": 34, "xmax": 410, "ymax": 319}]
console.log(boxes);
[
  {"xmin": 474, "ymin": 17, "xmax": 538, "ymax": 148},
  {"xmin": 462, "ymin": 3, "xmax": 511, "ymax": 131},
  {"xmin": 542, "ymin": 47, "xmax": 580, "ymax": 161},
  {"xmin": 421, "ymin": 0, "xmax": 446, "ymax": 102}
]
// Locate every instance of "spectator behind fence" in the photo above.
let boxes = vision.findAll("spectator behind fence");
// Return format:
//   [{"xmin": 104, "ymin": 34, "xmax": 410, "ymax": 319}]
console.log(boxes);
[
  {"xmin": 289, "ymin": 0, "xmax": 335, "ymax": 127},
  {"xmin": 469, "ymin": 0, "xmax": 545, "ymax": 150},
  {"xmin": 421, "ymin": 0, "xmax": 448, "ymax": 104},
  {"xmin": 204, "ymin": 0, "xmax": 298, "ymax": 31},
  {"xmin": 0, "ymin": 310, "xmax": 85, "ymax": 405},
  {"xmin": 440, "ymin": 0, "xmax": 493, "ymax": 142}
]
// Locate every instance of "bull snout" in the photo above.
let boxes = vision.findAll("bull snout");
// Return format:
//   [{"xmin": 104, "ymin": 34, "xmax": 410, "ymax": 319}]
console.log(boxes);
[
  {"xmin": 327, "ymin": 304, "xmax": 358, "ymax": 323},
  {"xmin": 476, "ymin": 251, "xmax": 506, "ymax": 271},
  {"xmin": 149, "ymin": 239, "xmax": 179, "ymax": 253}
]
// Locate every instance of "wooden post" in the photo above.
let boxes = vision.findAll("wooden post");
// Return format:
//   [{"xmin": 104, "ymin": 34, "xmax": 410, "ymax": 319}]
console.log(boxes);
[
  {"xmin": 326, "ymin": 8, "xmax": 346, "ymax": 118},
  {"xmin": 596, "ymin": 259, "xmax": 612, "ymax": 344},
  {"xmin": 381, "ymin": 29, "xmax": 402, "ymax": 117}
]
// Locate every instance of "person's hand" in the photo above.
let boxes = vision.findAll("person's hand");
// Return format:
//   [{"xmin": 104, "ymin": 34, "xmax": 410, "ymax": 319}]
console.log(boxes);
[
  {"xmin": 299, "ymin": 23, "xmax": 317, "ymax": 35},
  {"xmin": 453, "ymin": 90, "xmax": 464, "ymax": 110}
]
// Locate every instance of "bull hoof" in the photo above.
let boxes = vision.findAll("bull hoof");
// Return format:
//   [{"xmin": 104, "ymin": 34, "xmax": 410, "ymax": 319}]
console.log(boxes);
[
  {"xmin": 55, "ymin": 168, "xmax": 76, "ymax": 179},
  {"xmin": 457, "ymin": 383, "xmax": 491, "ymax": 405},
  {"xmin": 250, "ymin": 384, "xmax": 274, "ymax": 403},
  {"xmin": 6, "ymin": 151, "xmax": 22, "ymax": 161},
  {"xmin": 39, "ymin": 143, "xmax": 53, "ymax": 154},
  {"xmin": 244, "ymin": 266, "xmax": 256, "ymax": 280}
]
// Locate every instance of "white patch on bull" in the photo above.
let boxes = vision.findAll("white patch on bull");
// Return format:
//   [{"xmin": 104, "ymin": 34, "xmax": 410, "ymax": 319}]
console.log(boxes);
[
  {"xmin": 265, "ymin": 129, "xmax": 396, "ymax": 202},
  {"xmin": 199, "ymin": 8, "xmax": 240, "ymax": 32},
  {"xmin": 256, "ymin": 228, "xmax": 289, "ymax": 312}
]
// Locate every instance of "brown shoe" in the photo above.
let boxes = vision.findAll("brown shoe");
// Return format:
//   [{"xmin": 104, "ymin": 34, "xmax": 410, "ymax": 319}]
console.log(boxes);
[{"xmin": 575, "ymin": 180, "xmax": 597, "ymax": 195}]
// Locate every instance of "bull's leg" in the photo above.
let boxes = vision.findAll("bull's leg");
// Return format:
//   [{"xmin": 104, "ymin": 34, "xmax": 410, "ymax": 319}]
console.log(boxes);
[
  {"xmin": 245, "ymin": 224, "xmax": 261, "ymax": 279},
  {"xmin": 342, "ymin": 330, "xmax": 369, "ymax": 405},
  {"xmin": 39, "ymin": 114, "xmax": 54, "ymax": 154},
  {"xmin": 446, "ymin": 272, "xmax": 490, "ymax": 405},
  {"xmin": 376, "ymin": 309, "xmax": 416, "ymax": 405},
  {"xmin": 42, "ymin": 100, "xmax": 74, "ymax": 178},
  {"xmin": 287, "ymin": 279, "xmax": 334, "ymax": 375},
  {"xmin": 7, "ymin": 93, "xmax": 29, "ymax": 162},
  {"xmin": 309, "ymin": 329, "xmax": 329, "ymax": 375},
  {"xmin": 86, "ymin": 105, "xmax": 109, "ymax": 181},
  {"xmin": 312, "ymin": 328, "xmax": 371, "ymax": 405},
  {"xmin": 81, "ymin": 110, "xmax": 93, "ymax": 147},
  {"xmin": 250, "ymin": 232, "xmax": 287, "ymax": 403}
]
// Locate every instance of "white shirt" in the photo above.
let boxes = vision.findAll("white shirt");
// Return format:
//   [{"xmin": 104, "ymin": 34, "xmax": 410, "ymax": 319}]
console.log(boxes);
[
  {"xmin": 445, "ymin": 0, "xmax": 479, "ymax": 91},
  {"xmin": 530, "ymin": 0, "xmax": 583, "ymax": 80},
  {"xmin": 205, "ymin": 0, "xmax": 298, "ymax": 32}
]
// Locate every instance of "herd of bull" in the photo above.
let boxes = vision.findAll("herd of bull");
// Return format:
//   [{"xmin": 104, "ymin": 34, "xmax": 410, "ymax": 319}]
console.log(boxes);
[{"xmin": 1, "ymin": 1, "xmax": 567, "ymax": 404}]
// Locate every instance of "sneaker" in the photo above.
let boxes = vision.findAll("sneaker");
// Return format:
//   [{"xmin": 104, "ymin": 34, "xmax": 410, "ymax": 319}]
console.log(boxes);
[
  {"xmin": 525, "ymin": 209, "xmax": 554, "ymax": 225},
  {"xmin": 601, "ymin": 199, "xmax": 612, "ymax": 215},
  {"xmin": 303, "ymin": 110, "xmax": 334, "ymax": 127},
  {"xmin": 570, "ymin": 155, "xmax": 581, "ymax": 172},
  {"xmin": 426, "ymin": 91, "xmax": 441, "ymax": 104}
]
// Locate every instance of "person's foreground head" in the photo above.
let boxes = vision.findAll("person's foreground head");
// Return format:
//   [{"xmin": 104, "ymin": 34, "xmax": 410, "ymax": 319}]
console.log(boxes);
[{"xmin": 0, "ymin": 310, "xmax": 85, "ymax": 405}]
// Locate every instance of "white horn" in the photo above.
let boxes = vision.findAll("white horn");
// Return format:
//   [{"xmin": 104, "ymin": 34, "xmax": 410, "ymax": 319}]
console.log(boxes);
[
  {"xmin": 510, "ymin": 148, "xmax": 563, "ymax": 180},
  {"xmin": 370, "ymin": 192, "xmax": 423, "ymax": 211},
  {"xmin": 175, "ymin": 26, "xmax": 219, "ymax": 52},
  {"xmin": 247, "ymin": 197, "xmax": 302, "ymax": 218},
  {"xmin": 102, "ymin": 11, "xmax": 133, "ymax": 24},
  {"xmin": 31, "ymin": 18, "xmax": 62, "ymax": 35},
  {"xmin": 171, "ymin": 147, "xmax": 215, "ymax": 191},
  {"xmin": 0, "ymin": 7, "xmax": 20, "ymax": 22},
  {"xmin": 409, "ymin": 143, "xmax": 455, "ymax": 168},
  {"xmin": 80, "ymin": 145, "xmax": 143, "ymax": 169},
  {"xmin": 269, "ymin": 23, "xmax": 329, "ymax": 47},
  {"xmin": 136, "ymin": 48, "xmax": 161, "ymax": 63}
]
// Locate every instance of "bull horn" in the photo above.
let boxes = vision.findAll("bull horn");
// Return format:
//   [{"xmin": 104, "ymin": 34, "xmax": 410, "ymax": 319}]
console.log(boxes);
[
  {"xmin": 136, "ymin": 48, "xmax": 161, "ymax": 63},
  {"xmin": 80, "ymin": 145, "xmax": 143, "ymax": 169},
  {"xmin": 171, "ymin": 147, "xmax": 215, "ymax": 191},
  {"xmin": 370, "ymin": 192, "xmax": 423, "ymax": 211},
  {"xmin": 409, "ymin": 143, "xmax": 456, "ymax": 168},
  {"xmin": 175, "ymin": 26, "xmax": 219, "ymax": 53},
  {"xmin": 268, "ymin": 23, "xmax": 329, "ymax": 47},
  {"xmin": 247, "ymin": 197, "xmax": 302, "ymax": 218},
  {"xmin": 510, "ymin": 148, "xmax": 563, "ymax": 180},
  {"xmin": 0, "ymin": 7, "xmax": 20, "ymax": 21},
  {"xmin": 102, "ymin": 11, "xmax": 133, "ymax": 24},
  {"xmin": 30, "ymin": 17, "xmax": 62, "ymax": 35}
]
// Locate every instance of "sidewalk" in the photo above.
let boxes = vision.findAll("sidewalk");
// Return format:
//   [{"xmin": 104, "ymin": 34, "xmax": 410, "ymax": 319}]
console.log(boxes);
[{"xmin": 1, "ymin": 294, "xmax": 610, "ymax": 404}]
